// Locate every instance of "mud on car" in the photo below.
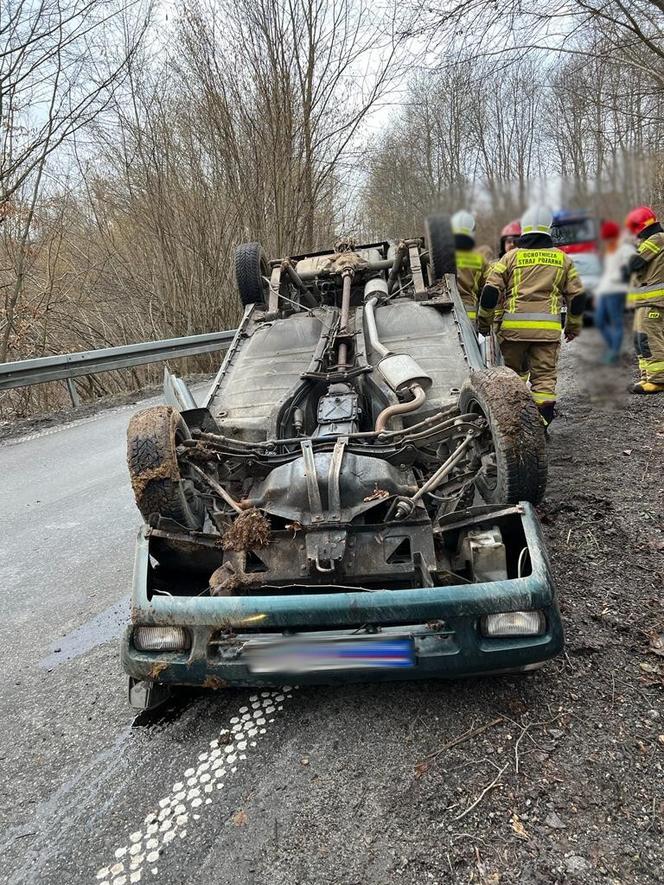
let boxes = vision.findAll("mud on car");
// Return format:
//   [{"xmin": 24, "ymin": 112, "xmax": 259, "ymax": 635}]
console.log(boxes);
[{"xmin": 122, "ymin": 215, "xmax": 561, "ymax": 709}]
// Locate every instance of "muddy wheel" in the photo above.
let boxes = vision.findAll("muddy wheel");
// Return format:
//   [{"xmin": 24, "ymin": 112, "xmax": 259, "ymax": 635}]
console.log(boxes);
[
  {"xmin": 127, "ymin": 405, "xmax": 205, "ymax": 529},
  {"xmin": 458, "ymin": 367, "xmax": 547, "ymax": 505},
  {"xmin": 424, "ymin": 214, "xmax": 456, "ymax": 282},
  {"xmin": 235, "ymin": 242, "xmax": 270, "ymax": 307}
]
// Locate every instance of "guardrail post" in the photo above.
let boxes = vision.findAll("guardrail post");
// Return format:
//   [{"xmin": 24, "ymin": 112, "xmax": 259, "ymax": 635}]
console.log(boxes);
[{"xmin": 65, "ymin": 378, "xmax": 81, "ymax": 408}]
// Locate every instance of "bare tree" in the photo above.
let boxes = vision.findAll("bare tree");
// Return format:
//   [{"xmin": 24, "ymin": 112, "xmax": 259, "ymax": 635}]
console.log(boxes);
[
  {"xmin": 418, "ymin": 0, "xmax": 663, "ymax": 83},
  {"xmin": 360, "ymin": 35, "xmax": 662, "ymax": 243},
  {"xmin": 361, "ymin": 58, "xmax": 547, "ymax": 238},
  {"xmin": 175, "ymin": 0, "xmax": 404, "ymax": 253},
  {"xmin": 362, "ymin": 63, "xmax": 481, "ymax": 238},
  {"xmin": 0, "ymin": 0, "xmax": 152, "ymax": 361},
  {"xmin": 0, "ymin": 0, "xmax": 151, "ymax": 204}
]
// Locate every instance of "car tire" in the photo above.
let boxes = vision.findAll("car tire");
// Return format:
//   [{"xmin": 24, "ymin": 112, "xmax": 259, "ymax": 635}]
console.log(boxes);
[
  {"xmin": 458, "ymin": 367, "xmax": 547, "ymax": 505},
  {"xmin": 127, "ymin": 405, "xmax": 205, "ymax": 529},
  {"xmin": 235, "ymin": 242, "xmax": 270, "ymax": 307},
  {"xmin": 424, "ymin": 214, "xmax": 457, "ymax": 281}
]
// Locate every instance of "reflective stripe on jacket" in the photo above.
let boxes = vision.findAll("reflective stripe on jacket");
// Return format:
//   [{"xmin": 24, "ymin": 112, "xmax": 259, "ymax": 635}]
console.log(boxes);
[
  {"xmin": 627, "ymin": 283, "xmax": 664, "ymax": 306},
  {"xmin": 500, "ymin": 311, "xmax": 562, "ymax": 331}
]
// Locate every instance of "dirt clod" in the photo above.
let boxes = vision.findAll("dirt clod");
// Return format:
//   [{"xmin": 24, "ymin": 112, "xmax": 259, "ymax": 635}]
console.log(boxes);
[
  {"xmin": 232, "ymin": 810, "xmax": 248, "ymax": 827},
  {"xmin": 222, "ymin": 508, "xmax": 271, "ymax": 551},
  {"xmin": 202, "ymin": 676, "xmax": 227, "ymax": 690},
  {"xmin": 209, "ymin": 563, "xmax": 239, "ymax": 596}
]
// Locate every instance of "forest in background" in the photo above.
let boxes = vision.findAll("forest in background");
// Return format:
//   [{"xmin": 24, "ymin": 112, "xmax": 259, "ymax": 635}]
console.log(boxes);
[{"xmin": 1, "ymin": 0, "xmax": 663, "ymax": 416}]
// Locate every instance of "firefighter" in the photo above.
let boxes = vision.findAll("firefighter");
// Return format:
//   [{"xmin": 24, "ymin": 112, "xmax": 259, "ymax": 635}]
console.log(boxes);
[
  {"xmin": 499, "ymin": 220, "xmax": 521, "ymax": 257},
  {"xmin": 476, "ymin": 206, "xmax": 586, "ymax": 426},
  {"xmin": 452, "ymin": 210, "xmax": 489, "ymax": 321},
  {"xmin": 625, "ymin": 205, "xmax": 664, "ymax": 394}
]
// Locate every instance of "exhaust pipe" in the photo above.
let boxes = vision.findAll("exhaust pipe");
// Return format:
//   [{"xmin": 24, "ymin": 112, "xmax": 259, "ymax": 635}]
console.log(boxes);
[
  {"xmin": 364, "ymin": 285, "xmax": 432, "ymax": 430},
  {"xmin": 375, "ymin": 384, "xmax": 427, "ymax": 433}
]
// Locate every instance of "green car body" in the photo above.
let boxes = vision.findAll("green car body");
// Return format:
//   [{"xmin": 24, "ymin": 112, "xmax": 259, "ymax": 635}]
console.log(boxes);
[{"xmin": 122, "ymin": 502, "xmax": 563, "ymax": 689}]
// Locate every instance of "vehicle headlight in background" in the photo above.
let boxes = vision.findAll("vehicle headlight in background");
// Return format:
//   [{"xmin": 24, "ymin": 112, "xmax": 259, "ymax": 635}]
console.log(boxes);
[
  {"xmin": 481, "ymin": 611, "xmax": 546, "ymax": 637},
  {"xmin": 133, "ymin": 626, "xmax": 191, "ymax": 651}
]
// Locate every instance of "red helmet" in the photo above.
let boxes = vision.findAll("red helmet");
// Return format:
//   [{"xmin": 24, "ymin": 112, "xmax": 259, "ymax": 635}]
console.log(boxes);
[
  {"xmin": 501, "ymin": 220, "xmax": 521, "ymax": 238},
  {"xmin": 625, "ymin": 205, "xmax": 658, "ymax": 236},
  {"xmin": 600, "ymin": 219, "xmax": 620, "ymax": 240}
]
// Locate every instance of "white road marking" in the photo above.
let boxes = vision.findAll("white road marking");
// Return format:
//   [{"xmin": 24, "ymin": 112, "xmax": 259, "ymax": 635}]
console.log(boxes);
[
  {"xmin": 1, "ymin": 405, "xmax": 137, "ymax": 447},
  {"xmin": 94, "ymin": 689, "xmax": 293, "ymax": 884},
  {"xmin": 1, "ymin": 381, "xmax": 210, "ymax": 448}
]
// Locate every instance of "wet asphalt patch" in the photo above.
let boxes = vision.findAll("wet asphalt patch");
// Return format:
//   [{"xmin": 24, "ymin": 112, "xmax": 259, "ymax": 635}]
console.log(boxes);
[{"xmin": 38, "ymin": 596, "xmax": 130, "ymax": 670}]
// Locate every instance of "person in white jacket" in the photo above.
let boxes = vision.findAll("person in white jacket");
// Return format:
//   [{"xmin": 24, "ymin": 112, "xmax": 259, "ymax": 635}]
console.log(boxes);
[{"xmin": 594, "ymin": 220, "xmax": 635, "ymax": 364}]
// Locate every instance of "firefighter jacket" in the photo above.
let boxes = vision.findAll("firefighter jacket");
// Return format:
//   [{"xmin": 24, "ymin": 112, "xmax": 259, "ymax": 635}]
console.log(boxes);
[
  {"xmin": 627, "ymin": 232, "xmax": 664, "ymax": 308},
  {"xmin": 478, "ymin": 242, "xmax": 585, "ymax": 341},
  {"xmin": 455, "ymin": 250, "xmax": 489, "ymax": 319}
]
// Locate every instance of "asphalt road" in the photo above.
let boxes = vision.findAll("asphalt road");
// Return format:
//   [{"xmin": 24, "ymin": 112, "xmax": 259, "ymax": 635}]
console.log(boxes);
[{"xmin": 0, "ymin": 351, "xmax": 661, "ymax": 885}]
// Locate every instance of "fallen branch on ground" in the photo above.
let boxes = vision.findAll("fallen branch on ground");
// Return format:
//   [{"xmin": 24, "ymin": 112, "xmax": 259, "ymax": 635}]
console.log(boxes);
[
  {"xmin": 415, "ymin": 716, "xmax": 504, "ymax": 776},
  {"xmin": 454, "ymin": 763, "xmax": 509, "ymax": 821}
]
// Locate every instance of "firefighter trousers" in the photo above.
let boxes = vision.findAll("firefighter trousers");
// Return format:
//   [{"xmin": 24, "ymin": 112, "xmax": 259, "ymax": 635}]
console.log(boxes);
[
  {"xmin": 633, "ymin": 306, "xmax": 664, "ymax": 384},
  {"xmin": 499, "ymin": 339, "xmax": 560, "ymax": 407}
]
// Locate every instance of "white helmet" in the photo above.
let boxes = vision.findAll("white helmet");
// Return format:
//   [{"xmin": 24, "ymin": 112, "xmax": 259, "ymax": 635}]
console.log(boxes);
[
  {"xmin": 451, "ymin": 210, "xmax": 476, "ymax": 237},
  {"xmin": 520, "ymin": 206, "xmax": 553, "ymax": 235}
]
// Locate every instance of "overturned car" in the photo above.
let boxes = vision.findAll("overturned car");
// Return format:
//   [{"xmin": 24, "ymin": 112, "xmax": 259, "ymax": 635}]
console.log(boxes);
[{"xmin": 122, "ymin": 215, "xmax": 562, "ymax": 708}]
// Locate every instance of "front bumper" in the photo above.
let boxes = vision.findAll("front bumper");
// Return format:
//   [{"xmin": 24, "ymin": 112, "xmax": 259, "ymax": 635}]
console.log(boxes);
[{"xmin": 122, "ymin": 503, "xmax": 563, "ymax": 687}]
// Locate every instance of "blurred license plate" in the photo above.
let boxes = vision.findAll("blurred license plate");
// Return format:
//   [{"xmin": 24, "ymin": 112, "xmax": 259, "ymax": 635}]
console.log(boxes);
[{"xmin": 246, "ymin": 637, "xmax": 415, "ymax": 674}]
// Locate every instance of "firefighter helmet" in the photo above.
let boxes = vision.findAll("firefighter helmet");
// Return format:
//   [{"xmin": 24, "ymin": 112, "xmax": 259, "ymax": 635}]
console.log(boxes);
[
  {"xmin": 520, "ymin": 206, "xmax": 553, "ymax": 235},
  {"xmin": 500, "ymin": 220, "xmax": 521, "ymax": 238},
  {"xmin": 451, "ymin": 210, "xmax": 476, "ymax": 237},
  {"xmin": 625, "ymin": 205, "xmax": 658, "ymax": 236}
]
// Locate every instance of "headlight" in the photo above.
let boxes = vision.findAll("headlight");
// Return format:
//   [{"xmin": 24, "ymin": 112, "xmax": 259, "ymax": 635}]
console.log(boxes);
[
  {"xmin": 481, "ymin": 611, "xmax": 545, "ymax": 637},
  {"xmin": 133, "ymin": 626, "xmax": 191, "ymax": 651}
]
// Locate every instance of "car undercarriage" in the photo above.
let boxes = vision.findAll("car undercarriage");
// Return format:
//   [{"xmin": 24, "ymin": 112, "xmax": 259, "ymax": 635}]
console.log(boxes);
[{"xmin": 122, "ymin": 216, "xmax": 561, "ymax": 706}]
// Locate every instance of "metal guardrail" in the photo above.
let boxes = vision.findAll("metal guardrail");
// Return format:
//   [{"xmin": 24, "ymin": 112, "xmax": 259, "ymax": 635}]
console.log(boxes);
[{"xmin": 0, "ymin": 330, "xmax": 237, "ymax": 406}]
